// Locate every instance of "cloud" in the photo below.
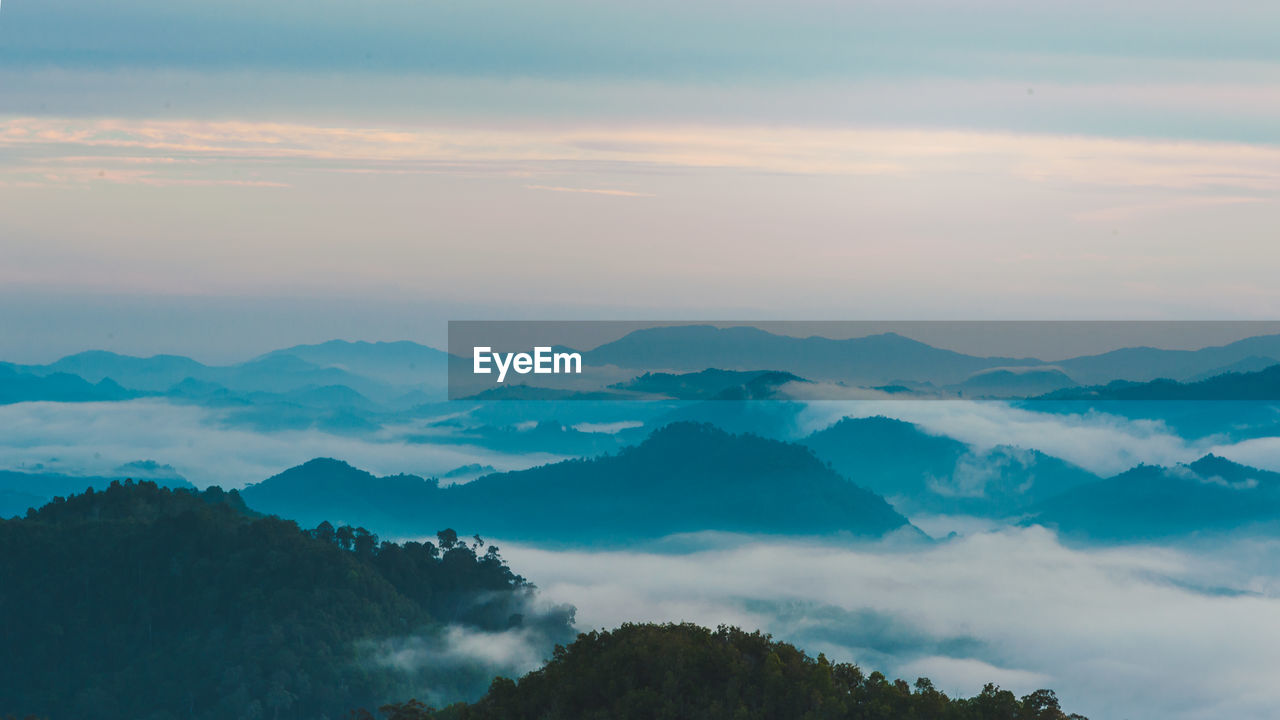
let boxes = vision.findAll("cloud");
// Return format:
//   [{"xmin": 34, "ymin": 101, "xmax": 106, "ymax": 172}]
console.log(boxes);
[
  {"xmin": 357, "ymin": 624, "xmax": 562, "ymax": 707},
  {"xmin": 499, "ymin": 529, "xmax": 1280, "ymax": 720},
  {"xmin": 0, "ymin": 399, "xmax": 560, "ymax": 489},
  {"xmin": 797, "ymin": 400, "xmax": 1206, "ymax": 476},
  {"xmin": 4, "ymin": 117, "xmax": 1279, "ymax": 192}
]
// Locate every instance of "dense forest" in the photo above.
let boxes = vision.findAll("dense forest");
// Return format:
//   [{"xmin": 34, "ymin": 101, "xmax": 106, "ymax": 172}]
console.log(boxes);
[
  {"xmin": 1, "ymin": 481, "xmax": 1087, "ymax": 720},
  {"xmin": 0, "ymin": 481, "xmax": 573, "ymax": 720},
  {"xmin": 356, "ymin": 623, "xmax": 1087, "ymax": 720}
]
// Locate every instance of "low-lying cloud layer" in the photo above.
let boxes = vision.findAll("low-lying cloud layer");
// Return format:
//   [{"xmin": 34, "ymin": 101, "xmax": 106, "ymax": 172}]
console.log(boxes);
[
  {"xmin": 798, "ymin": 399, "xmax": 1280, "ymax": 475},
  {"xmin": 0, "ymin": 399, "xmax": 559, "ymax": 489},
  {"xmin": 502, "ymin": 529, "xmax": 1280, "ymax": 720}
]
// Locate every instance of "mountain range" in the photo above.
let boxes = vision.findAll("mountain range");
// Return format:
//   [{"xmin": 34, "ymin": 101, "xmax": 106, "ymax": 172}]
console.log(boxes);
[
  {"xmin": 800, "ymin": 416, "xmax": 1101, "ymax": 516},
  {"xmin": 1026, "ymin": 454, "xmax": 1280, "ymax": 541},
  {"xmin": 240, "ymin": 422, "xmax": 912, "ymax": 544},
  {"xmin": 583, "ymin": 325, "xmax": 1280, "ymax": 387},
  {"xmin": 7, "ymin": 328, "xmax": 1280, "ymax": 409},
  {"xmin": 0, "ymin": 464, "xmax": 194, "ymax": 518},
  {"xmin": 1038, "ymin": 362, "xmax": 1280, "ymax": 401}
]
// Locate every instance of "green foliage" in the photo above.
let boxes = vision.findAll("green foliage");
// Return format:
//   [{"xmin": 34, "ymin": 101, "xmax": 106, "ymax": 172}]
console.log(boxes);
[
  {"xmin": 358, "ymin": 624, "xmax": 1088, "ymax": 720},
  {"xmin": 0, "ymin": 480, "xmax": 571, "ymax": 720}
]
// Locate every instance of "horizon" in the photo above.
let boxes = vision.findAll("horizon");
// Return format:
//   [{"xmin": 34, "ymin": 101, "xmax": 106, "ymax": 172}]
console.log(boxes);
[{"xmin": 10, "ymin": 320, "xmax": 1280, "ymax": 366}]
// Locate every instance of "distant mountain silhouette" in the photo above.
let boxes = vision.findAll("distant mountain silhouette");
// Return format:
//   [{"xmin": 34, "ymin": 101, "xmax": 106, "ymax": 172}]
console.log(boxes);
[
  {"xmin": 14, "ymin": 349, "xmax": 405, "ymax": 402},
  {"xmin": 947, "ymin": 367, "xmax": 1077, "ymax": 398},
  {"xmin": 242, "ymin": 423, "xmax": 911, "ymax": 543},
  {"xmin": 1026, "ymin": 455, "xmax": 1280, "ymax": 541},
  {"xmin": 1053, "ymin": 334, "xmax": 1280, "ymax": 384},
  {"xmin": 406, "ymin": 419, "xmax": 622, "ymax": 456},
  {"xmin": 1038, "ymin": 363, "xmax": 1280, "ymax": 401},
  {"xmin": 1187, "ymin": 355, "xmax": 1279, "ymax": 382},
  {"xmin": 801, "ymin": 416, "xmax": 1099, "ymax": 517},
  {"xmin": 585, "ymin": 326, "xmax": 1280, "ymax": 389},
  {"xmin": 255, "ymin": 339, "xmax": 448, "ymax": 389},
  {"xmin": 585, "ymin": 326, "xmax": 1040, "ymax": 385},
  {"xmin": 0, "ymin": 488, "xmax": 49, "ymax": 519},
  {"xmin": 0, "ymin": 364, "xmax": 139, "ymax": 404},
  {"xmin": 40, "ymin": 350, "xmax": 205, "ymax": 390},
  {"xmin": 12, "ymin": 331, "xmax": 1280, "ymax": 406},
  {"xmin": 613, "ymin": 369, "xmax": 807, "ymax": 400},
  {"xmin": 0, "ymin": 465, "xmax": 194, "ymax": 518}
]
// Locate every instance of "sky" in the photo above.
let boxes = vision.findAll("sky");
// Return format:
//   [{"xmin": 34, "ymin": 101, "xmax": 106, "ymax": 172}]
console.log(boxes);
[{"xmin": 1, "ymin": 0, "xmax": 1279, "ymax": 361}]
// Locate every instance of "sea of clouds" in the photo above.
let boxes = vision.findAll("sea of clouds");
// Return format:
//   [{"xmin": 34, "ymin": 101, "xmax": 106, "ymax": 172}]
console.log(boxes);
[
  {"xmin": 0, "ymin": 399, "xmax": 561, "ymax": 488},
  {"xmin": 4, "ymin": 397, "xmax": 1280, "ymax": 719},
  {"xmin": 501, "ymin": 529, "xmax": 1280, "ymax": 720}
]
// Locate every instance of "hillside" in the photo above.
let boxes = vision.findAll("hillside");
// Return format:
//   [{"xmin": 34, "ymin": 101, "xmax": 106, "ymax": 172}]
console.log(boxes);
[
  {"xmin": 802, "ymin": 417, "xmax": 1100, "ymax": 516},
  {"xmin": 1038, "ymin": 363, "xmax": 1280, "ymax": 401},
  {"xmin": 611, "ymin": 369, "xmax": 806, "ymax": 400},
  {"xmin": 0, "ymin": 466, "xmax": 194, "ymax": 518},
  {"xmin": 1054, "ymin": 334, "xmax": 1280, "ymax": 384},
  {"xmin": 1026, "ymin": 455, "xmax": 1280, "ymax": 541},
  {"xmin": 584, "ymin": 326, "xmax": 1038, "ymax": 385},
  {"xmin": 242, "ymin": 423, "xmax": 911, "ymax": 543},
  {"xmin": 0, "ymin": 364, "xmax": 139, "ymax": 404},
  {"xmin": 0, "ymin": 481, "xmax": 573, "ymax": 720},
  {"xmin": 356, "ymin": 623, "xmax": 1088, "ymax": 720},
  {"xmin": 255, "ymin": 339, "xmax": 449, "ymax": 388}
]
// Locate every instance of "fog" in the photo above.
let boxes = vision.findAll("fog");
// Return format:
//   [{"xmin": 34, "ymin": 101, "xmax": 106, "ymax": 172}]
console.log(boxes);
[
  {"xmin": 798, "ymin": 400, "xmax": 1280, "ymax": 475},
  {"xmin": 0, "ymin": 400, "xmax": 560, "ymax": 488},
  {"xmin": 502, "ymin": 529, "xmax": 1280, "ymax": 720}
]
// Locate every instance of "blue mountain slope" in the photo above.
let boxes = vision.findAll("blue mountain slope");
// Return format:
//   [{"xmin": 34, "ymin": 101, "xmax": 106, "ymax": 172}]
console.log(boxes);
[
  {"xmin": 1027, "ymin": 455, "xmax": 1280, "ymax": 541},
  {"xmin": 256, "ymin": 340, "xmax": 448, "ymax": 389},
  {"xmin": 801, "ymin": 416, "xmax": 1100, "ymax": 516},
  {"xmin": 1055, "ymin": 334, "xmax": 1280, "ymax": 384},
  {"xmin": 241, "ymin": 423, "xmax": 912, "ymax": 544},
  {"xmin": 1038, "ymin": 363, "xmax": 1280, "ymax": 401},
  {"xmin": 0, "ymin": 365, "xmax": 139, "ymax": 404},
  {"xmin": 585, "ymin": 326, "xmax": 1040, "ymax": 385},
  {"xmin": 0, "ymin": 467, "xmax": 195, "ymax": 518}
]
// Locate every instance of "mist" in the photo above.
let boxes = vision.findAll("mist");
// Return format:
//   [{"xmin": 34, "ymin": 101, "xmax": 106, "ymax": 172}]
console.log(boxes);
[{"xmin": 500, "ymin": 528, "xmax": 1280, "ymax": 720}]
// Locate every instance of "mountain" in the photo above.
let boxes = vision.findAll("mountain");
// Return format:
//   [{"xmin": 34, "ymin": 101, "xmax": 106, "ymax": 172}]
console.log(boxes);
[
  {"xmin": 585, "ymin": 327, "xmax": 1280, "ymax": 389},
  {"xmin": 16, "ymin": 349, "xmax": 399, "ymax": 401},
  {"xmin": 801, "ymin": 417, "xmax": 1100, "ymax": 517},
  {"xmin": 255, "ymin": 340, "xmax": 449, "ymax": 389},
  {"xmin": 242, "ymin": 423, "xmax": 911, "ymax": 543},
  {"xmin": 584, "ymin": 326, "xmax": 1040, "ymax": 385},
  {"xmin": 407, "ymin": 419, "xmax": 622, "ymax": 456},
  {"xmin": 1038, "ymin": 363, "xmax": 1280, "ymax": 401},
  {"xmin": 370, "ymin": 623, "xmax": 1087, "ymax": 720},
  {"xmin": 612, "ymin": 369, "xmax": 806, "ymax": 400},
  {"xmin": 0, "ymin": 488, "xmax": 47, "ymax": 519},
  {"xmin": 38, "ymin": 350, "xmax": 206, "ymax": 390},
  {"xmin": 1188, "ymin": 355, "xmax": 1279, "ymax": 381},
  {"xmin": 0, "ymin": 466, "xmax": 195, "ymax": 518},
  {"xmin": 948, "ymin": 367, "xmax": 1077, "ymax": 398},
  {"xmin": 241, "ymin": 459, "xmax": 441, "ymax": 532},
  {"xmin": 0, "ymin": 364, "xmax": 139, "ymax": 404},
  {"xmin": 0, "ymin": 481, "xmax": 573, "ymax": 720},
  {"xmin": 1054, "ymin": 334, "xmax": 1280, "ymax": 385},
  {"xmin": 1026, "ymin": 455, "xmax": 1280, "ymax": 541}
]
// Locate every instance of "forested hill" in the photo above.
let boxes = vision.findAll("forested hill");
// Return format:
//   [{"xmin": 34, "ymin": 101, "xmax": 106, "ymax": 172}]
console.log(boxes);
[
  {"xmin": 0, "ymin": 481, "xmax": 574, "ymax": 720},
  {"xmin": 356, "ymin": 623, "xmax": 1088, "ymax": 720},
  {"xmin": 242, "ymin": 422, "xmax": 912, "ymax": 544}
]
